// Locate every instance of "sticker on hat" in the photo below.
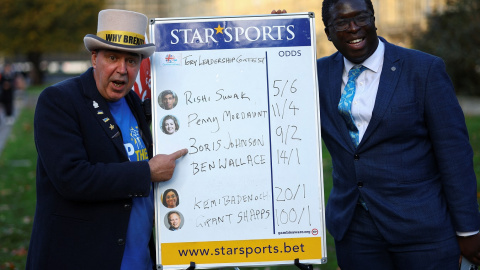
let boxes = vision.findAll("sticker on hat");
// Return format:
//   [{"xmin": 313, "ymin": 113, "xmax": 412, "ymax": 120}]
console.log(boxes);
[{"xmin": 84, "ymin": 9, "xmax": 155, "ymax": 58}]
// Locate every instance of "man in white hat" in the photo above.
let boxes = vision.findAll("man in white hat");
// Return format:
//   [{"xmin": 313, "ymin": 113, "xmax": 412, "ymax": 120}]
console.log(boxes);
[{"xmin": 27, "ymin": 9, "xmax": 187, "ymax": 269}]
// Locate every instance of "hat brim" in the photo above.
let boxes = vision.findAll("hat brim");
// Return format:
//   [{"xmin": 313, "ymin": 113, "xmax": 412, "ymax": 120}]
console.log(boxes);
[{"xmin": 84, "ymin": 34, "xmax": 155, "ymax": 58}]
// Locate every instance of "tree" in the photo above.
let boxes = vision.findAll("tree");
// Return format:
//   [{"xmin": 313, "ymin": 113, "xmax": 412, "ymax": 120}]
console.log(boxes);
[
  {"xmin": 0, "ymin": 0, "xmax": 105, "ymax": 85},
  {"xmin": 411, "ymin": 0, "xmax": 480, "ymax": 96}
]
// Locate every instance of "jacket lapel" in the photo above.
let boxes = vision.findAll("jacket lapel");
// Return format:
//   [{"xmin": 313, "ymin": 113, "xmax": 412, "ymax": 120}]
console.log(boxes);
[
  {"xmin": 80, "ymin": 68, "xmax": 128, "ymax": 159},
  {"xmin": 359, "ymin": 38, "xmax": 402, "ymax": 148},
  {"xmin": 330, "ymin": 53, "xmax": 357, "ymax": 151}
]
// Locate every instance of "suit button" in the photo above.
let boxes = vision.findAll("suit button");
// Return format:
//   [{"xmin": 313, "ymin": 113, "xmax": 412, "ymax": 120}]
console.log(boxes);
[
  {"xmin": 357, "ymin": 182, "xmax": 363, "ymax": 187},
  {"xmin": 354, "ymin": 154, "xmax": 360, "ymax": 160},
  {"xmin": 117, "ymin": 238, "xmax": 125, "ymax": 245}
]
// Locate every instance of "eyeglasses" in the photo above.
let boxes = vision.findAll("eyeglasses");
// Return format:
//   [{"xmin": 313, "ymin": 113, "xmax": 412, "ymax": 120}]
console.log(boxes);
[{"xmin": 329, "ymin": 14, "xmax": 373, "ymax": 32}]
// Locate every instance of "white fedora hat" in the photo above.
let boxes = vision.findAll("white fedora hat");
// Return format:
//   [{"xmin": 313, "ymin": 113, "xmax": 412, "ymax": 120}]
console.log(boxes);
[{"xmin": 84, "ymin": 9, "xmax": 155, "ymax": 58}]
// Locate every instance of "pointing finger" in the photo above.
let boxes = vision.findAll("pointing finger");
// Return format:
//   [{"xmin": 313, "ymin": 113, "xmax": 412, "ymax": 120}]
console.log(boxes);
[{"xmin": 171, "ymin": 149, "xmax": 188, "ymax": 160}]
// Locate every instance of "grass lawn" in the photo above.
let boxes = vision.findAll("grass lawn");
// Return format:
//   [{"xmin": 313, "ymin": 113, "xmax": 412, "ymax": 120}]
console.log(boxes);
[
  {"xmin": 0, "ymin": 87, "xmax": 478, "ymax": 269},
  {"xmin": 0, "ymin": 89, "xmax": 38, "ymax": 269},
  {"xmin": 466, "ymin": 115, "xmax": 480, "ymax": 181}
]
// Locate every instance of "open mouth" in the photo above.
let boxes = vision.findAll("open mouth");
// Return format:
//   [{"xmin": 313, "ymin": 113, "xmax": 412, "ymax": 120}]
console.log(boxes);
[{"xmin": 112, "ymin": 81, "xmax": 126, "ymax": 88}]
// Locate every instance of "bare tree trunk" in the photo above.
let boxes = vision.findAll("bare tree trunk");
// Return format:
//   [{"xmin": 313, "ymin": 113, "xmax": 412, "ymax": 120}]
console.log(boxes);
[{"xmin": 27, "ymin": 51, "xmax": 44, "ymax": 85}]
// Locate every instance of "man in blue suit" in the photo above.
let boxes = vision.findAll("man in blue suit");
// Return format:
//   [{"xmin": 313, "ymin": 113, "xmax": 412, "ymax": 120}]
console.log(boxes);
[{"xmin": 317, "ymin": 0, "xmax": 480, "ymax": 268}]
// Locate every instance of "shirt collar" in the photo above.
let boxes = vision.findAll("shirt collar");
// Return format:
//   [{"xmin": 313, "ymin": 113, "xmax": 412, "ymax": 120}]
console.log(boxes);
[{"xmin": 343, "ymin": 38, "xmax": 385, "ymax": 73}]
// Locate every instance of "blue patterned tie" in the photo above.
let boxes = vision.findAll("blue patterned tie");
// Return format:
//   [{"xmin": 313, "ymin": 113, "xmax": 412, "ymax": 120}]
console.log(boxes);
[{"xmin": 338, "ymin": 65, "xmax": 367, "ymax": 147}]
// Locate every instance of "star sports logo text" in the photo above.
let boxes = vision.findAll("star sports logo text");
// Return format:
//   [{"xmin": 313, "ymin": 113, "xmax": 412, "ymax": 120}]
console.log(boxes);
[{"xmin": 170, "ymin": 24, "xmax": 296, "ymax": 44}]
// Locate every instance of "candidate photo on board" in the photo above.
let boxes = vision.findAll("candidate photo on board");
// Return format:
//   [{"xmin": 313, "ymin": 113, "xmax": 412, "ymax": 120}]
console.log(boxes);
[
  {"xmin": 158, "ymin": 90, "xmax": 178, "ymax": 110},
  {"xmin": 162, "ymin": 188, "xmax": 179, "ymax": 208},
  {"xmin": 161, "ymin": 115, "xmax": 179, "ymax": 135},
  {"xmin": 165, "ymin": 211, "xmax": 183, "ymax": 231}
]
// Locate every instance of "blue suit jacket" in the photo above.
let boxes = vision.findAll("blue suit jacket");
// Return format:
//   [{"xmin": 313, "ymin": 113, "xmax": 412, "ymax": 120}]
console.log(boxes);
[
  {"xmin": 318, "ymin": 37, "xmax": 480, "ymax": 244},
  {"xmin": 27, "ymin": 68, "xmax": 154, "ymax": 269}
]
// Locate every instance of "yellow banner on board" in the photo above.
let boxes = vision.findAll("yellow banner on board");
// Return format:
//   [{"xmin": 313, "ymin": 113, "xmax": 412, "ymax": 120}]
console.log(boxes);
[{"xmin": 161, "ymin": 237, "xmax": 322, "ymax": 265}]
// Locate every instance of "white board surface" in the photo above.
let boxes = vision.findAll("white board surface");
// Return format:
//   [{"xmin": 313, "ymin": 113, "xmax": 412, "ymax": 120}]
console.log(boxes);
[{"xmin": 150, "ymin": 13, "xmax": 326, "ymax": 270}]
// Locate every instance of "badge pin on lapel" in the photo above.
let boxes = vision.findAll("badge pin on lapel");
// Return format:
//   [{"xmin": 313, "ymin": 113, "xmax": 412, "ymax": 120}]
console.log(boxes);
[
  {"xmin": 103, "ymin": 117, "xmax": 110, "ymax": 123},
  {"xmin": 93, "ymin": 101, "xmax": 99, "ymax": 108},
  {"xmin": 109, "ymin": 124, "xmax": 115, "ymax": 130}
]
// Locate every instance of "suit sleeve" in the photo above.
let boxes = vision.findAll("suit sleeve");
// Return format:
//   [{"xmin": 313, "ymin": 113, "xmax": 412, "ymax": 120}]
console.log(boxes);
[
  {"xmin": 34, "ymin": 85, "xmax": 152, "ymax": 202},
  {"xmin": 424, "ymin": 57, "xmax": 480, "ymax": 232}
]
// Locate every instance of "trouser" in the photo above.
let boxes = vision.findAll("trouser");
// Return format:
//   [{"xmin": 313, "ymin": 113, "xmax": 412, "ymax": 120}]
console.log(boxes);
[
  {"xmin": 1, "ymin": 89, "xmax": 14, "ymax": 116},
  {"xmin": 335, "ymin": 204, "xmax": 460, "ymax": 270}
]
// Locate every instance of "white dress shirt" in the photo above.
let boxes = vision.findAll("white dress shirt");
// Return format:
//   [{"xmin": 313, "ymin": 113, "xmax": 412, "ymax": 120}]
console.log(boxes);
[{"xmin": 341, "ymin": 39, "xmax": 384, "ymax": 143}]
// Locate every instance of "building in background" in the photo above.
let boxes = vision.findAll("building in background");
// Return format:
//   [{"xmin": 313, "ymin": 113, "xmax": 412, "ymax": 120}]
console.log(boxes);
[{"xmin": 105, "ymin": 0, "xmax": 447, "ymax": 57}]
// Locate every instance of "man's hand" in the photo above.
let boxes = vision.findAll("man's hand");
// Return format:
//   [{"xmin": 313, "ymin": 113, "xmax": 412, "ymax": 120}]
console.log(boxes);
[
  {"xmin": 271, "ymin": 9, "xmax": 287, "ymax": 14},
  {"xmin": 458, "ymin": 232, "xmax": 480, "ymax": 265},
  {"xmin": 148, "ymin": 149, "xmax": 188, "ymax": 182}
]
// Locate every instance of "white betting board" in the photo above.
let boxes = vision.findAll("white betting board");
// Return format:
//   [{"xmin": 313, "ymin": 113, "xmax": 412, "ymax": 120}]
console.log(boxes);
[{"xmin": 150, "ymin": 13, "xmax": 326, "ymax": 270}]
